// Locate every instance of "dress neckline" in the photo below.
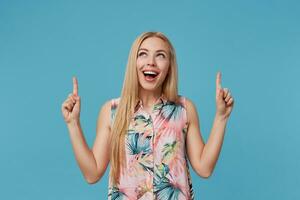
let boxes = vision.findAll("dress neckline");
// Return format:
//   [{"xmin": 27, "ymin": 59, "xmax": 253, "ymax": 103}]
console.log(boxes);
[{"xmin": 135, "ymin": 93, "xmax": 167, "ymax": 114}]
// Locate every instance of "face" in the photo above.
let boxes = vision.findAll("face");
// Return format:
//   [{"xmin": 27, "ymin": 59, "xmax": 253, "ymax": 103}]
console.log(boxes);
[{"xmin": 136, "ymin": 37, "xmax": 170, "ymax": 93}]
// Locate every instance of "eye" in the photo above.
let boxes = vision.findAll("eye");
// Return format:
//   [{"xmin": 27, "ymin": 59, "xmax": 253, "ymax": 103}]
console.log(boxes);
[
  {"xmin": 138, "ymin": 52, "xmax": 147, "ymax": 57},
  {"xmin": 157, "ymin": 53, "xmax": 166, "ymax": 58}
]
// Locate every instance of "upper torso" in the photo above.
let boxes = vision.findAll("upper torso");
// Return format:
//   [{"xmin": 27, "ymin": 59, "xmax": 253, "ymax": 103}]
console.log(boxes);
[{"xmin": 108, "ymin": 95, "xmax": 194, "ymax": 200}]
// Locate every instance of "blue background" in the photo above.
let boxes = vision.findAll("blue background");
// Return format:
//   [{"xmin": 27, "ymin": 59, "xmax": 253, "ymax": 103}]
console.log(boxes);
[{"xmin": 1, "ymin": 0, "xmax": 299, "ymax": 199}]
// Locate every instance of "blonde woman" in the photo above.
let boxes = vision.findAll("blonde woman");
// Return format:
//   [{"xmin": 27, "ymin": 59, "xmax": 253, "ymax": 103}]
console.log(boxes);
[{"xmin": 61, "ymin": 31, "xmax": 234, "ymax": 199}]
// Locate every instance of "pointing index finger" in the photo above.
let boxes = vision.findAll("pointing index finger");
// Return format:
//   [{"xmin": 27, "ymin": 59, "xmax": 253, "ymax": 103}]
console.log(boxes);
[
  {"xmin": 73, "ymin": 77, "xmax": 78, "ymax": 96},
  {"xmin": 216, "ymin": 72, "xmax": 222, "ymax": 90}
]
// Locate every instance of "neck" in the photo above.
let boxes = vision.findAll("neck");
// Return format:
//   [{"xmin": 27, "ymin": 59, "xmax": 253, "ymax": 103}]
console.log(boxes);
[{"xmin": 138, "ymin": 87, "xmax": 162, "ymax": 108}]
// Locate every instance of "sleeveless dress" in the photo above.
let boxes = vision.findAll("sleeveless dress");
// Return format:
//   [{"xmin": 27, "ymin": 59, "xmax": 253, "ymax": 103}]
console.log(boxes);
[{"xmin": 108, "ymin": 95, "xmax": 195, "ymax": 200}]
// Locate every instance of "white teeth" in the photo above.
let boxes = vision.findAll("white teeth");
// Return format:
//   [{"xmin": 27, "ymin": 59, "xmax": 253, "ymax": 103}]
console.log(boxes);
[{"xmin": 143, "ymin": 71, "xmax": 158, "ymax": 75}]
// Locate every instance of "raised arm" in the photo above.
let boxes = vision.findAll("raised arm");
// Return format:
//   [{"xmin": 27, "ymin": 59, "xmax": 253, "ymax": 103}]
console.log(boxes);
[
  {"xmin": 90, "ymin": 100, "xmax": 112, "ymax": 183},
  {"xmin": 186, "ymin": 72, "xmax": 234, "ymax": 178},
  {"xmin": 61, "ymin": 77, "xmax": 111, "ymax": 184}
]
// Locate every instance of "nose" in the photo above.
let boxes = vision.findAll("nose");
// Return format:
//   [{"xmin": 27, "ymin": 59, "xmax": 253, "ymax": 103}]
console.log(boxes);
[{"xmin": 147, "ymin": 55, "xmax": 156, "ymax": 66}]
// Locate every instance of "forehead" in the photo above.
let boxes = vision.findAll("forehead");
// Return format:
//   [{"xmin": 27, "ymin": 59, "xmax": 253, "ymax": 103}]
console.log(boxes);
[{"xmin": 139, "ymin": 37, "xmax": 169, "ymax": 51}]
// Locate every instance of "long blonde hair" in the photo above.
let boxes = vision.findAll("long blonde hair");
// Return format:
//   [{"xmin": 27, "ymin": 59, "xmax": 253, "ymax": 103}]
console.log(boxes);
[{"xmin": 110, "ymin": 31, "xmax": 179, "ymax": 185}]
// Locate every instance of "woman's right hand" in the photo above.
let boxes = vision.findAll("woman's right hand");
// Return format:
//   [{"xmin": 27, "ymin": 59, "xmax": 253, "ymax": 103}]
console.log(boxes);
[{"xmin": 61, "ymin": 77, "xmax": 81, "ymax": 124}]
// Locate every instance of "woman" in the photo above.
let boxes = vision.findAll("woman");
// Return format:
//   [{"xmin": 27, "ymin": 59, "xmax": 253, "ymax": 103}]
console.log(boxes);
[{"xmin": 61, "ymin": 31, "xmax": 234, "ymax": 199}]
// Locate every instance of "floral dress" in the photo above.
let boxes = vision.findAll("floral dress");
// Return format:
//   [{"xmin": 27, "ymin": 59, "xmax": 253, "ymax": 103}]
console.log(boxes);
[{"xmin": 108, "ymin": 95, "xmax": 195, "ymax": 200}]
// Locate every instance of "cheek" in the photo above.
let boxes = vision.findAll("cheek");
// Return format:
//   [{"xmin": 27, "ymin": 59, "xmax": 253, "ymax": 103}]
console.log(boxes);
[
  {"xmin": 136, "ymin": 60, "xmax": 144, "ymax": 77},
  {"xmin": 159, "ymin": 65, "xmax": 170, "ymax": 81},
  {"xmin": 136, "ymin": 69, "xmax": 143, "ymax": 80},
  {"xmin": 160, "ymin": 61, "xmax": 170, "ymax": 75},
  {"xmin": 136, "ymin": 59, "xmax": 142, "ymax": 69}
]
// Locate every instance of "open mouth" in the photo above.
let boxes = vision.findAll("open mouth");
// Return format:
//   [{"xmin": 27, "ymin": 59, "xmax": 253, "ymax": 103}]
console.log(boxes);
[
  {"xmin": 143, "ymin": 70, "xmax": 159, "ymax": 78},
  {"xmin": 142, "ymin": 70, "xmax": 160, "ymax": 82}
]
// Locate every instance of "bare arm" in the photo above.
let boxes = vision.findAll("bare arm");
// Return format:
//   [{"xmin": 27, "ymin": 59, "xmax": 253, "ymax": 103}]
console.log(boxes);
[
  {"xmin": 66, "ymin": 100, "xmax": 111, "ymax": 184},
  {"xmin": 186, "ymin": 72, "xmax": 234, "ymax": 178},
  {"xmin": 186, "ymin": 98, "xmax": 228, "ymax": 178},
  {"xmin": 67, "ymin": 120, "xmax": 98, "ymax": 183},
  {"xmin": 62, "ymin": 77, "xmax": 111, "ymax": 184}
]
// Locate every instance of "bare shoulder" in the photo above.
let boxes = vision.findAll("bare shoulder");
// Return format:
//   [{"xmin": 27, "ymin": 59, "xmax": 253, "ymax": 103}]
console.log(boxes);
[
  {"xmin": 101, "ymin": 99, "xmax": 111, "ymax": 112},
  {"xmin": 96, "ymin": 99, "xmax": 112, "ymax": 130},
  {"xmin": 183, "ymin": 97, "xmax": 199, "ymax": 124},
  {"xmin": 184, "ymin": 97, "xmax": 195, "ymax": 108}
]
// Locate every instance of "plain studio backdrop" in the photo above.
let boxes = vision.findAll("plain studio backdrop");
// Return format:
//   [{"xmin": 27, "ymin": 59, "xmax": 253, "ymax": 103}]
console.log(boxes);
[{"xmin": 0, "ymin": 0, "xmax": 299, "ymax": 199}]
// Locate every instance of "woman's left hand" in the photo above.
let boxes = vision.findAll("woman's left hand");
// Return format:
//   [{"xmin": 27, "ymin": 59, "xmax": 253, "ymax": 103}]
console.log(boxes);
[{"xmin": 215, "ymin": 72, "xmax": 234, "ymax": 119}]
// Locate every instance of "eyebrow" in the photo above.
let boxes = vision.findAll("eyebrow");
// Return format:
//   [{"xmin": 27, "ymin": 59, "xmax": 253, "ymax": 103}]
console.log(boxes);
[{"xmin": 138, "ymin": 48, "xmax": 168, "ymax": 54}]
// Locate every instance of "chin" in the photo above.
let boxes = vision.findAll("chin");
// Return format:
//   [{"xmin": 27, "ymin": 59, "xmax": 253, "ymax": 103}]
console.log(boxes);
[
  {"xmin": 137, "ymin": 73, "xmax": 166, "ymax": 92},
  {"xmin": 139, "ymin": 83, "xmax": 160, "ymax": 91}
]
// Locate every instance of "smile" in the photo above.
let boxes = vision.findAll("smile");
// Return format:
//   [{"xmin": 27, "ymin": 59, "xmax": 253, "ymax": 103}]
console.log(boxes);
[{"xmin": 142, "ymin": 70, "xmax": 160, "ymax": 82}]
